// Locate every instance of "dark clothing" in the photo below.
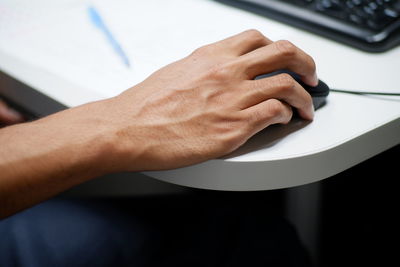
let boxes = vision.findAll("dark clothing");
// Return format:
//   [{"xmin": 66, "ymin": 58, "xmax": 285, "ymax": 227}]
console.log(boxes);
[{"xmin": 0, "ymin": 192, "xmax": 311, "ymax": 267}]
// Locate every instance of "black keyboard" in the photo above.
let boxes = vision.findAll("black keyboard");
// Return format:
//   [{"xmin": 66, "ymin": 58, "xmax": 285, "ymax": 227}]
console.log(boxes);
[{"xmin": 215, "ymin": 0, "xmax": 400, "ymax": 52}]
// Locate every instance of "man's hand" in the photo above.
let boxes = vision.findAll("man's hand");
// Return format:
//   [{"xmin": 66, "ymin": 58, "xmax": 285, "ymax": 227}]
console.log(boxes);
[
  {"xmin": 0, "ymin": 30, "xmax": 317, "ymax": 217},
  {"xmin": 102, "ymin": 30, "xmax": 317, "ymax": 171},
  {"xmin": 0, "ymin": 99, "xmax": 25, "ymax": 126}
]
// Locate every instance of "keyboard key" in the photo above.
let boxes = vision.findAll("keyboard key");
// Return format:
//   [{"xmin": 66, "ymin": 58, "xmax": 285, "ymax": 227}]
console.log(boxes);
[{"xmin": 384, "ymin": 8, "xmax": 399, "ymax": 18}]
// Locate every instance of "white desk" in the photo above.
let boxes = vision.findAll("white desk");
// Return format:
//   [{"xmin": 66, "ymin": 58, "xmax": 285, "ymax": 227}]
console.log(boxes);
[
  {"xmin": 1, "ymin": 1, "xmax": 399, "ymax": 264},
  {"xmin": 1, "ymin": 0, "xmax": 399, "ymax": 191}
]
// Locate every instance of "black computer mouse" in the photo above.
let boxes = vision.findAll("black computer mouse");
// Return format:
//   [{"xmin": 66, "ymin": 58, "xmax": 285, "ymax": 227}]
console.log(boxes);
[
  {"xmin": 300, "ymin": 78, "xmax": 330, "ymax": 110},
  {"xmin": 255, "ymin": 70, "xmax": 330, "ymax": 110}
]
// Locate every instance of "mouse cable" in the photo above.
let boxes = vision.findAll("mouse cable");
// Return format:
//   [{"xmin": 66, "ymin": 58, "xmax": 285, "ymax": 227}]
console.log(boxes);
[{"xmin": 330, "ymin": 89, "xmax": 400, "ymax": 96}]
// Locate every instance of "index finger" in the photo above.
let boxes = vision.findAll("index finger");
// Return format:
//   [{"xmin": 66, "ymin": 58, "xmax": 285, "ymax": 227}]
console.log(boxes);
[
  {"xmin": 212, "ymin": 29, "xmax": 273, "ymax": 56},
  {"xmin": 236, "ymin": 40, "xmax": 318, "ymax": 86}
]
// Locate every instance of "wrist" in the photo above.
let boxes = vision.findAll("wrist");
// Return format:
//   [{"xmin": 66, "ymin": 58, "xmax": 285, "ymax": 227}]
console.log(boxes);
[
  {"xmin": 51, "ymin": 97, "xmax": 146, "ymax": 176},
  {"xmin": 25, "ymin": 99, "xmax": 122, "ymax": 180}
]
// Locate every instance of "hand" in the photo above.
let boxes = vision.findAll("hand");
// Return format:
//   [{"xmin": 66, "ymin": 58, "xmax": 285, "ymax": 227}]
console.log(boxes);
[
  {"xmin": 95, "ymin": 30, "xmax": 317, "ymax": 172},
  {"xmin": 0, "ymin": 99, "xmax": 25, "ymax": 126},
  {"xmin": 0, "ymin": 30, "xmax": 317, "ymax": 218}
]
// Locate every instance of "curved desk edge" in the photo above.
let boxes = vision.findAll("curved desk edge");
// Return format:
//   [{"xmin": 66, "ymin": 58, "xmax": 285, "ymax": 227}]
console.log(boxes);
[{"xmin": 145, "ymin": 117, "xmax": 399, "ymax": 191}]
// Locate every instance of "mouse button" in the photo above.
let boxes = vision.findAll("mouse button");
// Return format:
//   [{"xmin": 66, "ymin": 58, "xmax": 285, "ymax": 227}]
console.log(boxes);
[
  {"xmin": 312, "ymin": 97, "xmax": 327, "ymax": 110},
  {"xmin": 303, "ymin": 80, "xmax": 330, "ymax": 97}
]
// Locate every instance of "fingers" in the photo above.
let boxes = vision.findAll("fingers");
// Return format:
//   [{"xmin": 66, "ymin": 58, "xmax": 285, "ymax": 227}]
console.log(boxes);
[
  {"xmin": 0, "ymin": 100, "xmax": 25, "ymax": 125},
  {"xmin": 238, "ymin": 73, "xmax": 314, "ymax": 120},
  {"xmin": 242, "ymin": 99, "xmax": 293, "ymax": 134},
  {"xmin": 236, "ymin": 40, "xmax": 318, "ymax": 86},
  {"xmin": 212, "ymin": 29, "xmax": 273, "ymax": 56},
  {"xmin": 200, "ymin": 32, "xmax": 317, "ymax": 121}
]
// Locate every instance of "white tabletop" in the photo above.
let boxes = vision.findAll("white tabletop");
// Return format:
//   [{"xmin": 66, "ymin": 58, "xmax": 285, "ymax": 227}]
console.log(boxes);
[{"xmin": 1, "ymin": 0, "xmax": 399, "ymax": 191}]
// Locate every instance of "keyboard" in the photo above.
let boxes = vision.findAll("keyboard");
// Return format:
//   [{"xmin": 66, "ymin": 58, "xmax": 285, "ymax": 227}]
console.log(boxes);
[{"xmin": 215, "ymin": 0, "xmax": 400, "ymax": 52}]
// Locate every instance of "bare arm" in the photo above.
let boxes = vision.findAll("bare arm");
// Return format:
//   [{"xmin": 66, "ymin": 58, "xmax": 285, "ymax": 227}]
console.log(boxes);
[{"xmin": 0, "ymin": 30, "xmax": 317, "ymax": 218}]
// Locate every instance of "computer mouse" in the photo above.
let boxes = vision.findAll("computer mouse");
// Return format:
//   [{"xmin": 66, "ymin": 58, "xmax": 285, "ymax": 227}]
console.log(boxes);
[
  {"xmin": 299, "ymin": 78, "xmax": 330, "ymax": 110},
  {"xmin": 255, "ymin": 70, "xmax": 330, "ymax": 110}
]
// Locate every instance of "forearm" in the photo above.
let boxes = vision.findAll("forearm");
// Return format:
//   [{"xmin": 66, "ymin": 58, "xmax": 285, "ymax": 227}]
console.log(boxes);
[
  {"xmin": 0, "ymin": 30, "xmax": 318, "ymax": 219},
  {"xmin": 0, "ymin": 100, "xmax": 117, "ymax": 218}
]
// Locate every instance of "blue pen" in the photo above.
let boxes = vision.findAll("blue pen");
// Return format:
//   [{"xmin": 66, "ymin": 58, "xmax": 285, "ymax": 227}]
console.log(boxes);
[{"xmin": 88, "ymin": 6, "xmax": 131, "ymax": 68}]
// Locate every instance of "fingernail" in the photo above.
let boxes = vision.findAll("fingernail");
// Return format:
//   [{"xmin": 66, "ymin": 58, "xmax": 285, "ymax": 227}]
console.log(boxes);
[
  {"xmin": 303, "ymin": 72, "xmax": 318, "ymax": 87},
  {"xmin": 302, "ymin": 103, "xmax": 314, "ymax": 121},
  {"xmin": 312, "ymin": 72, "xmax": 319, "ymax": 86},
  {"xmin": 308, "ymin": 103, "xmax": 315, "ymax": 120}
]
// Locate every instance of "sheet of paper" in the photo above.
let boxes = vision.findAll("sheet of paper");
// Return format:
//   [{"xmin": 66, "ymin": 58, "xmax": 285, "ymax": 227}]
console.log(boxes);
[{"xmin": 0, "ymin": 0, "xmax": 134, "ymax": 98}]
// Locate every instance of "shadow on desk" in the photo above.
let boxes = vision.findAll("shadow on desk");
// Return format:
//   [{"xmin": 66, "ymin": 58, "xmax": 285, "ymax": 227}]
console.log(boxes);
[{"xmin": 224, "ymin": 118, "xmax": 311, "ymax": 158}]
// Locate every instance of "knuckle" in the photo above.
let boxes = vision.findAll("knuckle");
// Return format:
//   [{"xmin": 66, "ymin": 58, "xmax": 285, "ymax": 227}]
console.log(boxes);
[
  {"xmin": 274, "ymin": 40, "xmax": 297, "ymax": 58},
  {"xmin": 242, "ymin": 29, "xmax": 265, "ymax": 41},
  {"xmin": 267, "ymin": 99, "xmax": 285, "ymax": 117},
  {"xmin": 275, "ymin": 73, "xmax": 296, "ymax": 93},
  {"xmin": 221, "ymin": 134, "xmax": 241, "ymax": 151},
  {"xmin": 251, "ymin": 79, "xmax": 267, "ymax": 95},
  {"xmin": 250, "ymin": 108, "xmax": 265, "ymax": 125},
  {"xmin": 212, "ymin": 114, "xmax": 247, "ymax": 150},
  {"xmin": 191, "ymin": 44, "xmax": 211, "ymax": 56},
  {"xmin": 281, "ymin": 108, "xmax": 293, "ymax": 124}
]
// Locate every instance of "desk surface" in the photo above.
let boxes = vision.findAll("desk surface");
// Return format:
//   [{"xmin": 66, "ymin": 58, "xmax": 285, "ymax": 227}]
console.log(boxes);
[{"xmin": 1, "ymin": 0, "xmax": 399, "ymax": 191}]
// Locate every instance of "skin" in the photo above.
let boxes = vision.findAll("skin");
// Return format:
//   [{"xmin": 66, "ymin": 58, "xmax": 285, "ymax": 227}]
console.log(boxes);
[
  {"xmin": 0, "ymin": 99, "xmax": 25, "ymax": 126},
  {"xmin": 0, "ymin": 30, "xmax": 317, "ymax": 218}
]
